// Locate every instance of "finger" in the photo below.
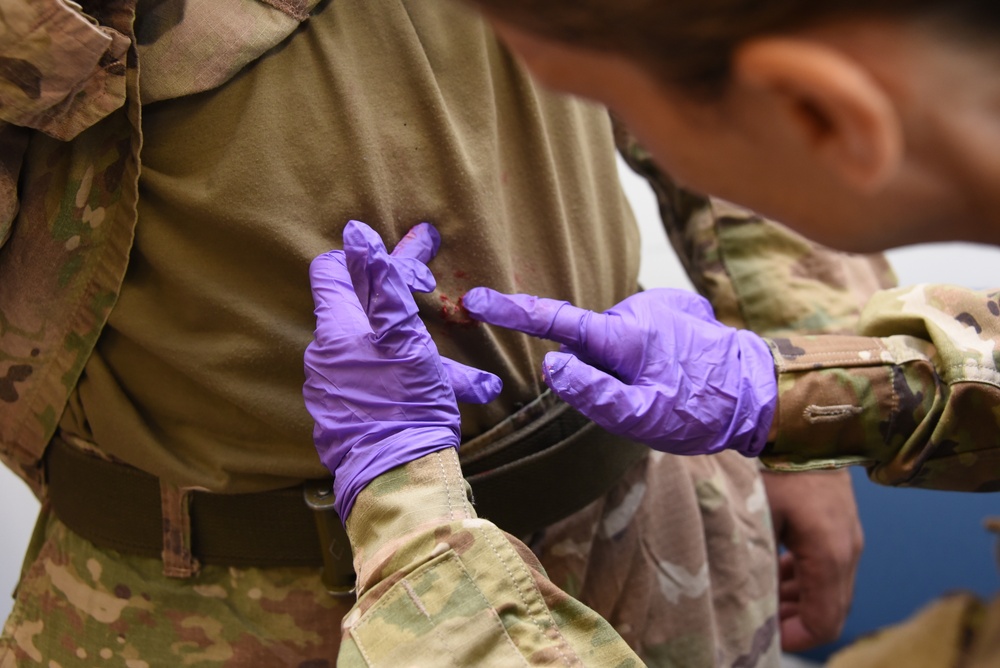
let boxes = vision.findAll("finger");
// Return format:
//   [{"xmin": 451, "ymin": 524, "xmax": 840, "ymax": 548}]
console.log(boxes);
[
  {"xmin": 789, "ymin": 557, "xmax": 847, "ymax": 650},
  {"xmin": 778, "ymin": 576, "xmax": 800, "ymax": 601},
  {"xmin": 391, "ymin": 256, "xmax": 437, "ymax": 293},
  {"xmin": 651, "ymin": 288, "xmax": 717, "ymax": 322},
  {"xmin": 541, "ymin": 351, "xmax": 645, "ymax": 435},
  {"xmin": 307, "ymin": 251, "xmax": 372, "ymax": 340},
  {"xmin": 777, "ymin": 552, "xmax": 796, "ymax": 584},
  {"xmin": 441, "ymin": 358, "xmax": 503, "ymax": 404},
  {"xmin": 780, "ymin": 616, "xmax": 824, "ymax": 653},
  {"xmin": 463, "ymin": 288, "xmax": 603, "ymax": 349},
  {"xmin": 342, "ymin": 220, "xmax": 424, "ymax": 337},
  {"xmin": 389, "ymin": 222, "xmax": 441, "ymax": 263},
  {"xmin": 388, "ymin": 222, "xmax": 439, "ymax": 293},
  {"xmin": 779, "ymin": 601, "xmax": 799, "ymax": 621}
]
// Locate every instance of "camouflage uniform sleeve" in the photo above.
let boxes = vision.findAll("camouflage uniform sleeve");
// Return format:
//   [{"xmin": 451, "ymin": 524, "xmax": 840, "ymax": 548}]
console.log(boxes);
[
  {"xmin": 0, "ymin": 0, "xmax": 130, "ymax": 251},
  {"xmin": 338, "ymin": 448, "xmax": 642, "ymax": 667},
  {"xmin": 762, "ymin": 285, "xmax": 1000, "ymax": 492},
  {"xmin": 0, "ymin": 0, "xmax": 130, "ymax": 140}
]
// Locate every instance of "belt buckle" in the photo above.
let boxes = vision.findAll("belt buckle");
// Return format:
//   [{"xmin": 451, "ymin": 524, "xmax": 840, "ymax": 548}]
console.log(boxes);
[{"xmin": 304, "ymin": 480, "xmax": 357, "ymax": 598}]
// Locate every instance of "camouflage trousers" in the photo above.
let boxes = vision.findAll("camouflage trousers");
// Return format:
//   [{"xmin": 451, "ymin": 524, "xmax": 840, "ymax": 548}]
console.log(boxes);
[{"xmin": 0, "ymin": 451, "xmax": 778, "ymax": 667}]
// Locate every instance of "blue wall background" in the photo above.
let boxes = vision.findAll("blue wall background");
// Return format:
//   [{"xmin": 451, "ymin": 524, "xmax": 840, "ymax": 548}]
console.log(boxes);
[{"xmin": 803, "ymin": 468, "xmax": 999, "ymax": 660}]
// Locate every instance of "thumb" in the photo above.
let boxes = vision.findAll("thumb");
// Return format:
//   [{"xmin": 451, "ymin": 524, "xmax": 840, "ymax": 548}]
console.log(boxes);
[
  {"xmin": 542, "ymin": 351, "xmax": 646, "ymax": 437},
  {"xmin": 440, "ymin": 357, "xmax": 503, "ymax": 404}
]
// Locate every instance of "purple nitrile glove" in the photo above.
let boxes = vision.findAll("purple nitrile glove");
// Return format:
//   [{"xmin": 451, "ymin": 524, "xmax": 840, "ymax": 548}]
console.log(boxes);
[
  {"xmin": 379, "ymin": 221, "xmax": 503, "ymax": 405},
  {"xmin": 303, "ymin": 221, "xmax": 502, "ymax": 521},
  {"xmin": 462, "ymin": 287, "xmax": 777, "ymax": 457}
]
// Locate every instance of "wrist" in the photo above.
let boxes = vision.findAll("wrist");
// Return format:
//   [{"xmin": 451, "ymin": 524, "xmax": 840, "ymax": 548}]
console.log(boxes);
[
  {"xmin": 345, "ymin": 448, "xmax": 475, "ymax": 587},
  {"xmin": 734, "ymin": 329, "xmax": 779, "ymax": 458},
  {"xmin": 332, "ymin": 426, "xmax": 459, "ymax": 520}
]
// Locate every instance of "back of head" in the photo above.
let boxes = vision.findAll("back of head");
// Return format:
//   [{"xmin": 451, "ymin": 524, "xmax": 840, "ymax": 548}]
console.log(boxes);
[{"xmin": 471, "ymin": 0, "xmax": 1000, "ymax": 94}]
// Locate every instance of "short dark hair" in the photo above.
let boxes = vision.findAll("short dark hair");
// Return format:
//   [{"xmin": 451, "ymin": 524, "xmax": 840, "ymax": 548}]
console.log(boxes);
[{"xmin": 471, "ymin": 1, "xmax": 1000, "ymax": 93}]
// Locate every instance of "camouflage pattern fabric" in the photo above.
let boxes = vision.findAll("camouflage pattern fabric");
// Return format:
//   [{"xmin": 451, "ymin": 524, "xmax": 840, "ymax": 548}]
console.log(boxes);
[
  {"xmin": 0, "ymin": 0, "xmax": 130, "ymax": 140},
  {"xmin": 0, "ymin": 451, "xmax": 646, "ymax": 667},
  {"xmin": 0, "ymin": 443, "xmax": 777, "ymax": 667},
  {"xmin": 763, "ymin": 285, "xmax": 1000, "ymax": 491},
  {"xmin": 615, "ymin": 120, "xmax": 1000, "ymax": 490},
  {"xmin": 0, "ymin": 446, "xmax": 776, "ymax": 667},
  {"xmin": 0, "ymin": 507, "xmax": 353, "ymax": 667},
  {"xmin": 0, "ymin": 0, "xmax": 138, "ymax": 493},
  {"xmin": 0, "ymin": 0, "xmax": 315, "ymax": 495},
  {"xmin": 527, "ymin": 449, "xmax": 780, "ymax": 666},
  {"xmin": 342, "ymin": 449, "xmax": 643, "ymax": 667}
]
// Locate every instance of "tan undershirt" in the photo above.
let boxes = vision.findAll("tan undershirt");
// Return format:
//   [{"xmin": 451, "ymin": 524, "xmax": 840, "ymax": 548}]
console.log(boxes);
[{"xmin": 59, "ymin": 0, "xmax": 640, "ymax": 493}]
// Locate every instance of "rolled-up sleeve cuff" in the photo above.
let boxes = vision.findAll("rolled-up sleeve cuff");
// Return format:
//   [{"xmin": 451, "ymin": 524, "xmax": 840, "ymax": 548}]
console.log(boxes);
[{"xmin": 760, "ymin": 334, "xmax": 937, "ymax": 473}]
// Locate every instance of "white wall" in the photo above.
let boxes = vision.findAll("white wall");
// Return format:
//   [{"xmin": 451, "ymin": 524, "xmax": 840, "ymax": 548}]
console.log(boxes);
[
  {"xmin": 0, "ymin": 463, "xmax": 38, "ymax": 618},
  {"xmin": 1, "ymin": 161, "xmax": 998, "ymax": 623}
]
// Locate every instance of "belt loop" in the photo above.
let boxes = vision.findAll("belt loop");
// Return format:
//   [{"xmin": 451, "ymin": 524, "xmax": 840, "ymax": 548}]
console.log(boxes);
[
  {"xmin": 304, "ymin": 480, "xmax": 356, "ymax": 597},
  {"xmin": 160, "ymin": 481, "xmax": 200, "ymax": 578}
]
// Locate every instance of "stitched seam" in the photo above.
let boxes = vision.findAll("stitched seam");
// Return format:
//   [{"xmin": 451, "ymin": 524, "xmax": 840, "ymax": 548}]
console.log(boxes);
[
  {"xmin": 477, "ymin": 526, "xmax": 575, "ymax": 666},
  {"xmin": 435, "ymin": 451, "xmax": 454, "ymax": 522},
  {"xmin": 803, "ymin": 405, "xmax": 863, "ymax": 423},
  {"xmin": 791, "ymin": 349, "xmax": 884, "ymax": 358},
  {"xmin": 944, "ymin": 363, "xmax": 1000, "ymax": 385},
  {"xmin": 790, "ymin": 354, "xmax": 883, "ymax": 365},
  {"xmin": 446, "ymin": 567, "xmax": 528, "ymax": 666},
  {"xmin": 402, "ymin": 580, "xmax": 430, "ymax": 619},
  {"xmin": 447, "ymin": 449, "xmax": 473, "ymax": 519},
  {"xmin": 256, "ymin": 0, "xmax": 310, "ymax": 21},
  {"xmin": 888, "ymin": 366, "xmax": 900, "ymax": 436}
]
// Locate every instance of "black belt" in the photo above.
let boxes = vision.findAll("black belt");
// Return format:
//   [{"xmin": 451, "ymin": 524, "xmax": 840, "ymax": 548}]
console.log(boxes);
[{"xmin": 46, "ymin": 400, "xmax": 647, "ymax": 589}]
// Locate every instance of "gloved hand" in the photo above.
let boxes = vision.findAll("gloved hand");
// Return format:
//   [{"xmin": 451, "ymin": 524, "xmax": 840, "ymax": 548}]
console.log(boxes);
[
  {"xmin": 303, "ymin": 220, "xmax": 502, "ymax": 521},
  {"xmin": 462, "ymin": 287, "xmax": 777, "ymax": 457}
]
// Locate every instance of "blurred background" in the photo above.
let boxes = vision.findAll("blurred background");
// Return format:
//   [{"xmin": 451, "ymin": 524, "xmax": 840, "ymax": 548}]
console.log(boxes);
[{"xmin": 0, "ymin": 159, "xmax": 998, "ymax": 663}]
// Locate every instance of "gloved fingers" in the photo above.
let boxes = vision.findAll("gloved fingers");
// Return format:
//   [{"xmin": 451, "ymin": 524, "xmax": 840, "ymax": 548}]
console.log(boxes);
[
  {"xmin": 389, "ymin": 221, "xmax": 441, "ymax": 263},
  {"xmin": 343, "ymin": 220, "xmax": 425, "ymax": 338},
  {"xmin": 307, "ymin": 250, "xmax": 373, "ymax": 340},
  {"xmin": 391, "ymin": 256, "xmax": 437, "ymax": 293},
  {"xmin": 441, "ymin": 358, "xmax": 503, "ymax": 404},
  {"xmin": 541, "ymin": 351, "xmax": 646, "ymax": 434},
  {"xmin": 649, "ymin": 288, "xmax": 717, "ymax": 322},
  {"xmin": 388, "ymin": 222, "xmax": 441, "ymax": 293},
  {"xmin": 463, "ymin": 287, "xmax": 604, "ymax": 350}
]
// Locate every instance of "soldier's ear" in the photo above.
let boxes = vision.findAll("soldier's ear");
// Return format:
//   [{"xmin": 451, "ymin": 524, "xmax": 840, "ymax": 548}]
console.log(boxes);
[{"xmin": 732, "ymin": 37, "xmax": 903, "ymax": 193}]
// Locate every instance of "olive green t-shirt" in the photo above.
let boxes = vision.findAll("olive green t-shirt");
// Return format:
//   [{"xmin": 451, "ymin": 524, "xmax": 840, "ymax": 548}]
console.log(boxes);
[{"xmin": 60, "ymin": 0, "xmax": 640, "ymax": 493}]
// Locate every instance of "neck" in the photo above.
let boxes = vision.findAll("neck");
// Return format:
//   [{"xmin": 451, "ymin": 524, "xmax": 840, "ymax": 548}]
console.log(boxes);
[
  {"xmin": 846, "ymin": 22, "xmax": 1000, "ymax": 247},
  {"xmin": 925, "ymin": 106, "xmax": 1000, "ymax": 246}
]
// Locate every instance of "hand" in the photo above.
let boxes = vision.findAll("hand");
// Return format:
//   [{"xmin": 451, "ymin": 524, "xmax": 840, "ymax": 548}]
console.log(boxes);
[
  {"xmin": 303, "ymin": 221, "xmax": 502, "ymax": 520},
  {"xmin": 462, "ymin": 287, "xmax": 776, "ymax": 456},
  {"xmin": 764, "ymin": 469, "xmax": 864, "ymax": 652}
]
